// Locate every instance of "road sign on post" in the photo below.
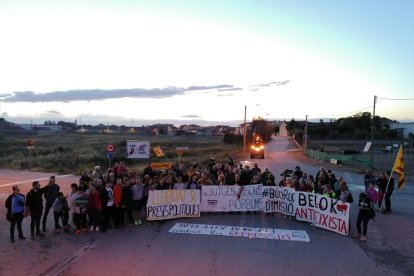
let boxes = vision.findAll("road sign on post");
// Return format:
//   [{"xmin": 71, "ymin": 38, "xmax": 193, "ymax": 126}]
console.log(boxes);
[
  {"xmin": 107, "ymin": 144, "xmax": 114, "ymax": 152},
  {"xmin": 106, "ymin": 144, "xmax": 115, "ymax": 168},
  {"xmin": 176, "ymin": 146, "xmax": 190, "ymax": 164},
  {"xmin": 27, "ymin": 139, "xmax": 34, "ymax": 170}
]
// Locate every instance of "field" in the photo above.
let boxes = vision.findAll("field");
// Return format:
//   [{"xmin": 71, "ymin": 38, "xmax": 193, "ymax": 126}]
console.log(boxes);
[
  {"xmin": 0, "ymin": 133, "xmax": 240, "ymax": 174},
  {"xmin": 308, "ymin": 140, "xmax": 414, "ymax": 182}
]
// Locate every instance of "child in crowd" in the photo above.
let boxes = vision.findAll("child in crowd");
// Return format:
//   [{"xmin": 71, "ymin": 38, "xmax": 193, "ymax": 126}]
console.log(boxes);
[
  {"xmin": 71, "ymin": 186, "xmax": 88, "ymax": 235},
  {"xmin": 52, "ymin": 192, "xmax": 70, "ymax": 233},
  {"xmin": 366, "ymin": 183, "xmax": 378, "ymax": 211}
]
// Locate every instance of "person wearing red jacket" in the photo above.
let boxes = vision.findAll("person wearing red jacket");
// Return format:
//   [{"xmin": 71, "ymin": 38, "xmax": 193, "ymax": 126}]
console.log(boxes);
[
  {"xmin": 88, "ymin": 185, "xmax": 102, "ymax": 232},
  {"xmin": 113, "ymin": 178, "xmax": 123, "ymax": 228}
]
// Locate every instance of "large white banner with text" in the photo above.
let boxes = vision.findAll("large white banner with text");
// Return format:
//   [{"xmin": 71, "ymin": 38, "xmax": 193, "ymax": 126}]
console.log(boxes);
[
  {"xmin": 294, "ymin": 192, "xmax": 350, "ymax": 236},
  {"xmin": 147, "ymin": 190, "xmax": 201, "ymax": 220},
  {"xmin": 201, "ymin": 185, "xmax": 264, "ymax": 212}
]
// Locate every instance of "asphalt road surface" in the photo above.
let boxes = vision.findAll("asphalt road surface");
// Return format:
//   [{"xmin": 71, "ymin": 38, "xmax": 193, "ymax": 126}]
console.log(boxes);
[{"xmin": 0, "ymin": 136, "xmax": 413, "ymax": 276}]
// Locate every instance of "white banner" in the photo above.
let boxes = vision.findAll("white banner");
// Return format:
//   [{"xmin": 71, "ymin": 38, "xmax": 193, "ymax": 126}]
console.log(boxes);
[
  {"xmin": 262, "ymin": 186, "xmax": 296, "ymax": 216},
  {"xmin": 126, "ymin": 140, "xmax": 150, "ymax": 159},
  {"xmin": 169, "ymin": 223, "xmax": 310, "ymax": 242},
  {"xmin": 147, "ymin": 190, "xmax": 201, "ymax": 220},
  {"xmin": 201, "ymin": 185, "xmax": 265, "ymax": 212},
  {"xmin": 294, "ymin": 192, "xmax": 350, "ymax": 236}
]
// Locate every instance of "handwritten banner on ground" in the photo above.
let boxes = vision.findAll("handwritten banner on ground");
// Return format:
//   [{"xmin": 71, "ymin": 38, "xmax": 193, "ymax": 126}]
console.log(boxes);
[
  {"xmin": 201, "ymin": 185, "xmax": 264, "ymax": 212},
  {"xmin": 147, "ymin": 190, "xmax": 200, "ymax": 220},
  {"xmin": 262, "ymin": 187, "xmax": 296, "ymax": 216},
  {"xmin": 169, "ymin": 223, "xmax": 310, "ymax": 242},
  {"xmin": 294, "ymin": 192, "xmax": 350, "ymax": 236}
]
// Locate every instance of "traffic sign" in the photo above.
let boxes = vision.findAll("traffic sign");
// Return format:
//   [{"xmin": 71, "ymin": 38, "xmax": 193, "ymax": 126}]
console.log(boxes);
[
  {"xmin": 107, "ymin": 144, "xmax": 114, "ymax": 152},
  {"xmin": 27, "ymin": 139, "xmax": 34, "ymax": 146},
  {"xmin": 107, "ymin": 152, "xmax": 114, "ymax": 159}
]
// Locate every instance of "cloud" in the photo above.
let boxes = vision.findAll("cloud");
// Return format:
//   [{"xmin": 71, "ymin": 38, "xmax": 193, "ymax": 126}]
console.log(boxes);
[
  {"xmin": 217, "ymin": 94, "xmax": 234, "ymax": 97},
  {"xmin": 181, "ymin": 114, "xmax": 201, "ymax": 118},
  {"xmin": 1, "ymin": 85, "xmax": 236, "ymax": 103},
  {"xmin": 187, "ymin": 85, "xmax": 233, "ymax": 91},
  {"xmin": 249, "ymin": 80, "xmax": 291, "ymax": 90},
  {"xmin": 0, "ymin": 93, "xmax": 12, "ymax": 98},
  {"xmin": 218, "ymin": 87, "xmax": 243, "ymax": 92},
  {"xmin": 42, "ymin": 110, "xmax": 62, "ymax": 116}
]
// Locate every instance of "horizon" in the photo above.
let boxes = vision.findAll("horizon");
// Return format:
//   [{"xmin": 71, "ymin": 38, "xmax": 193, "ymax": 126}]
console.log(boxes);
[
  {"xmin": 4, "ymin": 115, "xmax": 412, "ymax": 129},
  {"xmin": 1, "ymin": 1, "xmax": 413, "ymax": 124}
]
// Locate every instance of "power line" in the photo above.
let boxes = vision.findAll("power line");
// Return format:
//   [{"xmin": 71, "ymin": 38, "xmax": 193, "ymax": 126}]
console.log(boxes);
[
  {"xmin": 310, "ymin": 105, "xmax": 374, "ymax": 119},
  {"xmin": 377, "ymin": 97, "xmax": 414, "ymax": 101}
]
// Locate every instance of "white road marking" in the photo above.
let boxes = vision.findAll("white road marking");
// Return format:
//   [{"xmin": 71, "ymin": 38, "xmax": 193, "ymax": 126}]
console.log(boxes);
[{"xmin": 0, "ymin": 174, "xmax": 74, "ymax": 188}]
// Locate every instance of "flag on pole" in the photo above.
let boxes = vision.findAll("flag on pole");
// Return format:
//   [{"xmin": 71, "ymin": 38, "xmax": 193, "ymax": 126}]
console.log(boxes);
[
  {"xmin": 392, "ymin": 145, "xmax": 405, "ymax": 190},
  {"xmin": 153, "ymin": 146, "xmax": 165, "ymax": 157}
]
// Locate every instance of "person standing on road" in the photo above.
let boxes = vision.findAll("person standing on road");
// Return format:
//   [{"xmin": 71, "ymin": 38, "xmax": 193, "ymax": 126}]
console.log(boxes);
[
  {"xmin": 52, "ymin": 192, "xmax": 70, "ymax": 233},
  {"xmin": 71, "ymin": 186, "xmax": 88, "ymax": 235},
  {"xmin": 364, "ymin": 169, "xmax": 376, "ymax": 192},
  {"xmin": 42, "ymin": 176, "xmax": 60, "ymax": 232},
  {"xmin": 355, "ymin": 192, "xmax": 373, "ymax": 242},
  {"xmin": 5, "ymin": 186, "xmax": 26, "ymax": 242},
  {"xmin": 376, "ymin": 172, "xmax": 387, "ymax": 212},
  {"xmin": 383, "ymin": 171, "xmax": 394, "ymax": 213},
  {"xmin": 25, "ymin": 181, "xmax": 45, "ymax": 239},
  {"xmin": 113, "ymin": 178, "xmax": 124, "ymax": 228},
  {"xmin": 100, "ymin": 181, "xmax": 114, "ymax": 232},
  {"xmin": 132, "ymin": 176, "xmax": 145, "ymax": 225},
  {"xmin": 87, "ymin": 185, "xmax": 102, "ymax": 231},
  {"xmin": 121, "ymin": 178, "xmax": 134, "ymax": 226}
]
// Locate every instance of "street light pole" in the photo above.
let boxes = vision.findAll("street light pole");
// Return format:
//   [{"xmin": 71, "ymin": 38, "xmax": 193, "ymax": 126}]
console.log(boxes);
[
  {"xmin": 370, "ymin": 95, "xmax": 377, "ymax": 169},
  {"xmin": 304, "ymin": 115, "xmax": 308, "ymax": 152},
  {"xmin": 243, "ymin": 105, "xmax": 247, "ymax": 152}
]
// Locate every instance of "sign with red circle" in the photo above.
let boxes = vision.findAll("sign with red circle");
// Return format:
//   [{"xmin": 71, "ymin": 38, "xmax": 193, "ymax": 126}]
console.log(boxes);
[
  {"xmin": 107, "ymin": 144, "xmax": 114, "ymax": 152},
  {"xmin": 27, "ymin": 139, "xmax": 34, "ymax": 147}
]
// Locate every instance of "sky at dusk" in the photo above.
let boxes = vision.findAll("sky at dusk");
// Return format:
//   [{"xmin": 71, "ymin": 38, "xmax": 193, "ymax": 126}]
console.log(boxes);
[{"xmin": 0, "ymin": 0, "xmax": 413, "ymax": 126}]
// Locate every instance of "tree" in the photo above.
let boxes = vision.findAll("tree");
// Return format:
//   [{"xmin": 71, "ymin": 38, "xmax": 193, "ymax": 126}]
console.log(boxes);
[
  {"xmin": 286, "ymin": 119, "xmax": 296, "ymax": 136},
  {"xmin": 273, "ymin": 125, "xmax": 280, "ymax": 135}
]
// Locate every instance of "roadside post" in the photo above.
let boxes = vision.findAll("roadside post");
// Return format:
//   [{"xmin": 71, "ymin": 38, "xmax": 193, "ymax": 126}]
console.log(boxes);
[
  {"xmin": 27, "ymin": 139, "xmax": 34, "ymax": 170},
  {"xmin": 176, "ymin": 146, "xmax": 189, "ymax": 164},
  {"xmin": 107, "ymin": 144, "xmax": 115, "ymax": 168}
]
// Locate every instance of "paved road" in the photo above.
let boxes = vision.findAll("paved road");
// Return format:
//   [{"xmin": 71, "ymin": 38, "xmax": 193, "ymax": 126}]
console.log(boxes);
[{"xmin": 0, "ymin": 137, "xmax": 413, "ymax": 276}]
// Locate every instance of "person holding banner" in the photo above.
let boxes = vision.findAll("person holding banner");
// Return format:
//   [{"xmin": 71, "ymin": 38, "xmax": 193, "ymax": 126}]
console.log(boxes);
[{"xmin": 173, "ymin": 176, "xmax": 187, "ymax": 189}]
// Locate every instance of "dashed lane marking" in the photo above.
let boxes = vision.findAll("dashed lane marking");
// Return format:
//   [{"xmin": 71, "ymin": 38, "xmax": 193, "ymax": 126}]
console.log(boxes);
[{"xmin": 0, "ymin": 174, "xmax": 73, "ymax": 188}]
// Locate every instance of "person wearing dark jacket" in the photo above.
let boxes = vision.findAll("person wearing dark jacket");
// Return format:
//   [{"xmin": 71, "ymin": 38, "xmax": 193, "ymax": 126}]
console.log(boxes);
[
  {"xmin": 383, "ymin": 171, "xmax": 395, "ymax": 213},
  {"xmin": 41, "ymin": 176, "xmax": 60, "ymax": 232},
  {"xmin": 25, "ymin": 181, "xmax": 45, "ymax": 239},
  {"xmin": 6, "ymin": 186, "xmax": 26, "ymax": 242},
  {"xmin": 100, "ymin": 181, "xmax": 114, "ymax": 232},
  {"xmin": 121, "ymin": 178, "xmax": 134, "ymax": 226},
  {"xmin": 355, "ymin": 192, "xmax": 374, "ymax": 242}
]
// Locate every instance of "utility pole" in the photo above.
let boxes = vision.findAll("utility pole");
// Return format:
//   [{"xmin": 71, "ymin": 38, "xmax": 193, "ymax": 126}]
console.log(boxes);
[
  {"xmin": 243, "ymin": 105, "xmax": 247, "ymax": 152},
  {"xmin": 304, "ymin": 115, "xmax": 308, "ymax": 152},
  {"xmin": 370, "ymin": 95, "xmax": 377, "ymax": 169}
]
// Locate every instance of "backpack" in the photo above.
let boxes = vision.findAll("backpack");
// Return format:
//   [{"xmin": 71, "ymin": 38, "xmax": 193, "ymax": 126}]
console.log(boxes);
[{"xmin": 5, "ymin": 195, "xmax": 13, "ymax": 222}]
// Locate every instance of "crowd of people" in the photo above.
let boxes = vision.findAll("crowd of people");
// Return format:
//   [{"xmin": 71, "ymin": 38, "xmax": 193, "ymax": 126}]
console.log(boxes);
[{"xmin": 5, "ymin": 157, "xmax": 395, "ymax": 243}]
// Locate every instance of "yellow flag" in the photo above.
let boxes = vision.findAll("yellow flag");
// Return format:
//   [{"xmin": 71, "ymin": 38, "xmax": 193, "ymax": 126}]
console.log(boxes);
[
  {"xmin": 392, "ymin": 145, "xmax": 405, "ymax": 190},
  {"xmin": 153, "ymin": 146, "xmax": 165, "ymax": 157}
]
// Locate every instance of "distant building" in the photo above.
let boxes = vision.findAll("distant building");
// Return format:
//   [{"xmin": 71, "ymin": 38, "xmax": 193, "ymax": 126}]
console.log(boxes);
[
  {"xmin": 19, "ymin": 124, "xmax": 62, "ymax": 133},
  {"xmin": 389, "ymin": 122, "xmax": 414, "ymax": 138}
]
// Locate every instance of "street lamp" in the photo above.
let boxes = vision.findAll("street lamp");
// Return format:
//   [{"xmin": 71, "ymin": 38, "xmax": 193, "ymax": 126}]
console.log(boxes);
[{"xmin": 243, "ymin": 104, "xmax": 260, "ymax": 152}]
